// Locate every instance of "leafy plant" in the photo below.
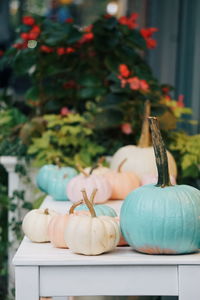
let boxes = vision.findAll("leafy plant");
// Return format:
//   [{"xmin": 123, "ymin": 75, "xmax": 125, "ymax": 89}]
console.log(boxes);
[
  {"xmin": 28, "ymin": 112, "xmax": 105, "ymax": 167},
  {"xmin": 169, "ymin": 132, "xmax": 200, "ymax": 179}
]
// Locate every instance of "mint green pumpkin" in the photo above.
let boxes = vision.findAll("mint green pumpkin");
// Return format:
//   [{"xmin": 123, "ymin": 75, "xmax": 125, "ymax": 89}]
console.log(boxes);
[
  {"xmin": 120, "ymin": 117, "xmax": 200, "ymax": 254},
  {"xmin": 36, "ymin": 164, "xmax": 55, "ymax": 193},
  {"xmin": 47, "ymin": 167, "xmax": 77, "ymax": 201},
  {"xmin": 75, "ymin": 203, "xmax": 117, "ymax": 217},
  {"xmin": 75, "ymin": 188, "xmax": 117, "ymax": 217}
]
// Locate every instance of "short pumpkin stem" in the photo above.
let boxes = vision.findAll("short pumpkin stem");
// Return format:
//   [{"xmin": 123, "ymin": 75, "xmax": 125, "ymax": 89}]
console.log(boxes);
[
  {"xmin": 89, "ymin": 157, "xmax": 105, "ymax": 175},
  {"xmin": 69, "ymin": 200, "xmax": 84, "ymax": 214},
  {"xmin": 76, "ymin": 164, "xmax": 89, "ymax": 177},
  {"xmin": 55, "ymin": 157, "xmax": 62, "ymax": 168},
  {"xmin": 81, "ymin": 189, "xmax": 97, "ymax": 218},
  {"xmin": 44, "ymin": 208, "xmax": 49, "ymax": 215},
  {"xmin": 148, "ymin": 117, "xmax": 172, "ymax": 187},
  {"xmin": 118, "ymin": 158, "xmax": 127, "ymax": 172},
  {"xmin": 138, "ymin": 100, "xmax": 151, "ymax": 148}
]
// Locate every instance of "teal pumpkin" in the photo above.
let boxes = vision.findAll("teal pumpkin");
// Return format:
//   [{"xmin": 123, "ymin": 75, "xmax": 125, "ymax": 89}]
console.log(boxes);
[
  {"xmin": 75, "ymin": 203, "xmax": 117, "ymax": 217},
  {"xmin": 47, "ymin": 167, "xmax": 77, "ymax": 201},
  {"xmin": 75, "ymin": 188, "xmax": 117, "ymax": 217},
  {"xmin": 36, "ymin": 164, "xmax": 55, "ymax": 193},
  {"xmin": 36, "ymin": 164, "xmax": 77, "ymax": 200},
  {"xmin": 121, "ymin": 184, "xmax": 200, "ymax": 254},
  {"xmin": 120, "ymin": 117, "xmax": 200, "ymax": 254}
]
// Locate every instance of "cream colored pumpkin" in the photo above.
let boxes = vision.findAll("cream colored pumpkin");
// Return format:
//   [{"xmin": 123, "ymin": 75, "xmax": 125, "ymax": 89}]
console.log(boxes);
[
  {"xmin": 104, "ymin": 159, "xmax": 140, "ymax": 200},
  {"xmin": 110, "ymin": 101, "xmax": 177, "ymax": 180},
  {"xmin": 84, "ymin": 157, "xmax": 110, "ymax": 176},
  {"xmin": 48, "ymin": 201, "xmax": 89, "ymax": 249},
  {"xmin": 84, "ymin": 166, "xmax": 109, "ymax": 176},
  {"xmin": 65, "ymin": 189, "xmax": 120, "ymax": 255},
  {"xmin": 22, "ymin": 208, "xmax": 58, "ymax": 243}
]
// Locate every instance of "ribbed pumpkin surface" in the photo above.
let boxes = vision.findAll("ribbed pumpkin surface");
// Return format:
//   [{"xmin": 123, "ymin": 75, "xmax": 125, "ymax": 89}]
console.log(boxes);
[{"xmin": 120, "ymin": 184, "xmax": 200, "ymax": 254}]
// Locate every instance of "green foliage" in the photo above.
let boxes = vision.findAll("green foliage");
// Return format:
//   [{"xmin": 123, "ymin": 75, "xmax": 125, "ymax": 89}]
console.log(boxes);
[
  {"xmin": 28, "ymin": 113, "xmax": 105, "ymax": 167},
  {"xmin": 0, "ymin": 109, "xmax": 27, "ymax": 157},
  {"xmin": 169, "ymin": 132, "xmax": 200, "ymax": 178}
]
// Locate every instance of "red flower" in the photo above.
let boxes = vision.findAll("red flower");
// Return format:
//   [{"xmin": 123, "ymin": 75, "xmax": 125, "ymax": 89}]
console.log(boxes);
[
  {"xmin": 140, "ymin": 79, "xmax": 149, "ymax": 91},
  {"xmin": 40, "ymin": 45, "xmax": 54, "ymax": 53},
  {"xmin": 119, "ymin": 13, "xmax": 138, "ymax": 30},
  {"xmin": 119, "ymin": 64, "xmax": 131, "ymax": 78},
  {"xmin": 140, "ymin": 27, "xmax": 158, "ymax": 39},
  {"xmin": 20, "ymin": 32, "xmax": 30, "ymax": 40},
  {"xmin": 128, "ymin": 77, "xmax": 140, "ymax": 90},
  {"xmin": 79, "ymin": 32, "xmax": 94, "ymax": 44},
  {"xmin": 30, "ymin": 25, "xmax": 41, "ymax": 34},
  {"xmin": 66, "ymin": 47, "xmax": 75, "ymax": 54},
  {"xmin": 162, "ymin": 87, "xmax": 170, "ymax": 94},
  {"xmin": 63, "ymin": 80, "xmax": 76, "ymax": 89},
  {"xmin": 104, "ymin": 14, "xmax": 112, "ymax": 19},
  {"xmin": 121, "ymin": 123, "xmax": 132, "ymax": 135},
  {"xmin": 146, "ymin": 38, "xmax": 157, "ymax": 49},
  {"xmin": 22, "ymin": 16, "xmax": 35, "ymax": 26},
  {"xmin": 84, "ymin": 24, "xmax": 93, "ymax": 33},
  {"xmin": 0, "ymin": 50, "xmax": 4, "ymax": 57},
  {"xmin": 140, "ymin": 27, "xmax": 158, "ymax": 49},
  {"xmin": 57, "ymin": 47, "xmax": 66, "ymax": 55},
  {"xmin": 65, "ymin": 18, "xmax": 74, "ymax": 23},
  {"xmin": 177, "ymin": 94, "xmax": 185, "ymax": 107},
  {"xmin": 12, "ymin": 42, "xmax": 27, "ymax": 49},
  {"xmin": 60, "ymin": 107, "xmax": 71, "ymax": 116},
  {"xmin": 28, "ymin": 25, "xmax": 41, "ymax": 40}
]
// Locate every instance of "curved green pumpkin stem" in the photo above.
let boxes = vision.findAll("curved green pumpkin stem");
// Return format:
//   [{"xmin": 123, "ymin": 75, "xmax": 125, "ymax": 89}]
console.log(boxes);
[
  {"xmin": 69, "ymin": 200, "xmax": 84, "ymax": 214},
  {"xmin": 148, "ymin": 117, "xmax": 172, "ymax": 188},
  {"xmin": 138, "ymin": 100, "xmax": 151, "ymax": 148},
  {"xmin": 118, "ymin": 158, "xmax": 127, "ymax": 172},
  {"xmin": 81, "ymin": 189, "xmax": 97, "ymax": 218}
]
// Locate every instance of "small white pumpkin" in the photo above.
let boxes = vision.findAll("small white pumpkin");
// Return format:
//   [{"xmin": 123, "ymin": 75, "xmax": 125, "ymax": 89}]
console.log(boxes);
[
  {"xmin": 84, "ymin": 157, "xmax": 110, "ymax": 176},
  {"xmin": 22, "ymin": 208, "xmax": 58, "ymax": 243},
  {"xmin": 65, "ymin": 189, "xmax": 120, "ymax": 255}
]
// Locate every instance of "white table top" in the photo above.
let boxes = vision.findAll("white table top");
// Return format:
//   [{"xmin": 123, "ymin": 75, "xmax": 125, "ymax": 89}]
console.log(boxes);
[{"xmin": 13, "ymin": 196, "xmax": 200, "ymax": 266}]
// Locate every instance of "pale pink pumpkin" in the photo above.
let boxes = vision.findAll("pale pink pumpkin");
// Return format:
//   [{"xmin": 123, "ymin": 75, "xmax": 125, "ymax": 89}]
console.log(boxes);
[
  {"xmin": 104, "ymin": 159, "xmax": 140, "ymax": 200},
  {"xmin": 48, "ymin": 201, "xmax": 89, "ymax": 248},
  {"xmin": 66, "ymin": 166, "xmax": 112, "ymax": 204}
]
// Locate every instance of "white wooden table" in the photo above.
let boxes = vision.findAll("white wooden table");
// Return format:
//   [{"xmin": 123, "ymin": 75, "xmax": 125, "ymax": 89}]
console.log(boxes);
[{"xmin": 12, "ymin": 197, "xmax": 200, "ymax": 300}]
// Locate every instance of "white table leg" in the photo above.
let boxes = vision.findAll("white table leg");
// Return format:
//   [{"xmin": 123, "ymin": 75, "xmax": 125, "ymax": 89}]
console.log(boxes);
[
  {"xmin": 15, "ymin": 266, "xmax": 39, "ymax": 300},
  {"xmin": 179, "ymin": 266, "xmax": 200, "ymax": 300}
]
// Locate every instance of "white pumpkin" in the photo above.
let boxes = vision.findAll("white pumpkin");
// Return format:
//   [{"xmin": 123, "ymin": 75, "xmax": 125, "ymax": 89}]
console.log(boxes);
[
  {"xmin": 22, "ymin": 208, "xmax": 58, "ymax": 243},
  {"xmin": 110, "ymin": 145, "xmax": 177, "ymax": 180},
  {"xmin": 84, "ymin": 166, "xmax": 109, "ymax": 176},
  {"xmin": 65, "ymin": 189, "xmax": 120, "ymax": 255},
  {"xmin": 110, "ymin": 101, "xmax": 177, "ymax": 180},
  {"xmin": 84, "ymin": 157, "xmax": 110, "ymax": 176}
]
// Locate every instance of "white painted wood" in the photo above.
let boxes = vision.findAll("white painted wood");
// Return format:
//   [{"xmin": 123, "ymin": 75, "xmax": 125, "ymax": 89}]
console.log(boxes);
[
  {"xmin": 179, "ymin": 265, "xmax": 200, "ymax": 300},
  {"xmin": 15, "ymin": 266, "xmax": 39, "ymax": 300},
  {"xmin": 40, "ymin": 265, "xmax": 178, "ymax": 296},
  {"xmin": 12, "ymin": 197, "xmax": 200, "ymax": 300},
  {"xmin": 12, "ymin": 237, "xmax": 200, "ymax": 267},
  {"xmin": 0, "ymin": 156, "xmax": 41, "ymax": 294}
]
